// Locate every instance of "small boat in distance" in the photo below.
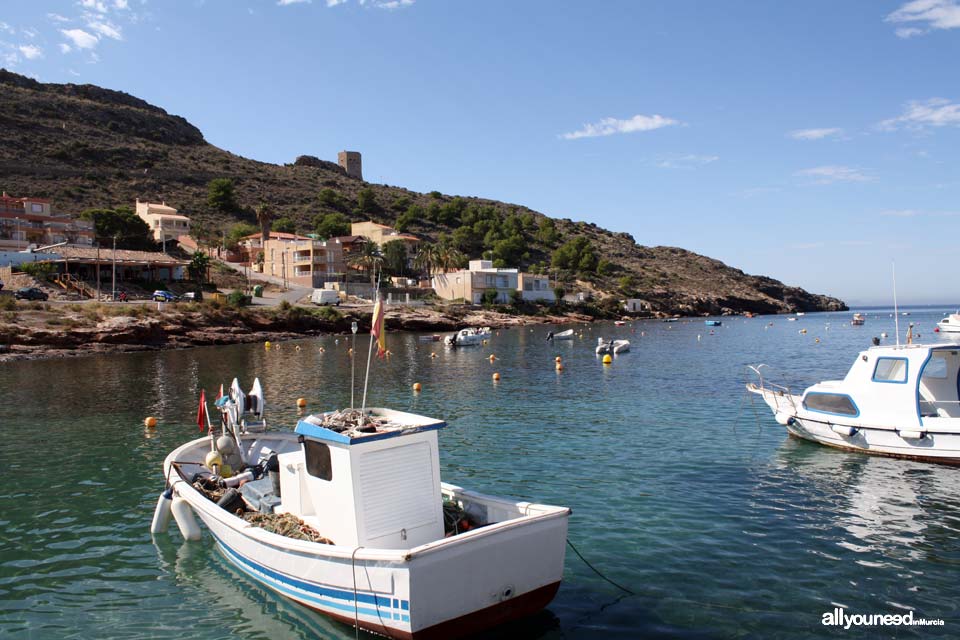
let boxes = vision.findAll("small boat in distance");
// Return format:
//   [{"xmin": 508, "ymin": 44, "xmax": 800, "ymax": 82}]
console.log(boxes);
[
  {"xmin": 614, "ymin": 320, "xmax": 626, "ymax": 326},
  {"xmin": 596, "ymin": 338, "xmax": 630, "ymax": 355},
  {"xmin": 938, "ymin": 312, "xmax": 960, "ymax": 334},
  {"xmin": 795, "ymin": 312, "xmax": 805, "ymax": 316},
  {"xmin": 705, "ymin": 320, "xmax": 722, "ymax": 326},
  {"xmin": 444, "ymin": 328, "xmax": 487, "ymax": 347},
  {"xmin": 851, "ymin": 313, "xmax": 866, "ymax": 326},
  {"xmin": 152, "ymin": 385, "xmax": 571, "ymax": 639},
  {"xmin": 547, "ymin": 329, "xmax": 575, "ymax": 340},
  {"xmin": 747, "ymin": 342, "xmax": 960, "ymax": 463}
]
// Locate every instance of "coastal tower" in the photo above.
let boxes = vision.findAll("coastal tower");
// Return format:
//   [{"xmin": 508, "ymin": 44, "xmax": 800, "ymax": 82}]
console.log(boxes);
[{"xmin": 338, "ymin": 151, "xmax": 363, "ymax": 181}]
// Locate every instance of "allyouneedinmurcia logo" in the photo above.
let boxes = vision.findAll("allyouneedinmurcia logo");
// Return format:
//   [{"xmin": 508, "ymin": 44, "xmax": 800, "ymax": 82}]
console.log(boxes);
[{"xmin": 821, "ymin": 607, "xmax": 944, "ymax": 629}]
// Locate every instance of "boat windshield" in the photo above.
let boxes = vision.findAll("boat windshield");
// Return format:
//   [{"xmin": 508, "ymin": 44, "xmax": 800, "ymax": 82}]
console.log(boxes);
[{"xmin": 918, "ymin": 350, "xmax": 960, "ymax": 418}]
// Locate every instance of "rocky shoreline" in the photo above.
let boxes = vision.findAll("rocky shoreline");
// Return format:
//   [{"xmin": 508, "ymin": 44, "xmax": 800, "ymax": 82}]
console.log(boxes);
[{"xmin": 0, "ymin": 303, "xmax": 597, "ymax": 363}]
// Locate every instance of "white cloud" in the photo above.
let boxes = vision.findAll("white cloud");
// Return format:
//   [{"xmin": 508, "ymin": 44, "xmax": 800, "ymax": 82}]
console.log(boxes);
[
  {"xmin": 560, "ymin": 113, "xmax": 680, "ymax": 140},
  {"xmin": 278, "ymin": 0, "xmax": 311, "ymax": 4},
  {"xmin": 796, "ymin": 165, "xmax": 873, "ymax": 184},
  {"xmin": 656, "ymin": 154, "xmax": 719, "ymax": 169},
  {"xmin": 68, "ymin": 68, "xmax": 81, "ymax": 77},
  {"xmin": 48, "ymin": 13, "xmax": 71, "ymax": 23},
  {"xmin": 370, "ymin": 0, "xmax": 414, "ymax": 8},
  {"xmin": 22, "ymin": 28, "xmax": 39, "ymax": 39},
  {"xmin": 60, "ymin": 43, "xmax": 73, "ymax": 53},
  {"xmin": 882, "ymin": 209, "xmax": 923, "ymax": 217},
  {"xmin": 114, "ymin": 0, "xmax": 129, "ymax": 8},
  {"xmin": 18, "ymin": 44, "xmax": 43, "ymax": 60},
  {"xmin": 86, "ymin": 19, "xmax": 123, "ymax": 39},
  {"xmin": 61, "ymin": 28, "xmax": 99, "ymax": 49},
  {"xmin": 886, "ymin": 0, "xmax": 960, "ymax": 37},
  {"xmin": 880, "ymin": 98, "xmax": 960, "ymax": 130},
  {"xmin": 79, "ymin": 0, "xmax": 110, "ymax": 13},
  {"xmin": 788, "ymin": 127, "xmax": 843, "ymax": 140},
  {"xmin": 0, "ymin": 22, "xmax": 14, "ymax": 34},
  {"xmin": 327, "ymin": 0, "xmax": 347, "ymax": 5}
]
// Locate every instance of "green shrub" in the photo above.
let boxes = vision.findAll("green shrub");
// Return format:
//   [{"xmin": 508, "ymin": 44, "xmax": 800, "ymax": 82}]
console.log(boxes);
[
  {"xmin": 0, "ymin": 297, "xmax": 16, "ymax": 311},
  {"xmin": 226, "ymin": 291, "xmax": 252, "ymax": 308},
  {"xmin": 481, "ymin": 289, "xmax": 498, "ymax": 306},
  {"xmin": 20, "ymin": 262, "xmax": 55, "ymax": 280}
]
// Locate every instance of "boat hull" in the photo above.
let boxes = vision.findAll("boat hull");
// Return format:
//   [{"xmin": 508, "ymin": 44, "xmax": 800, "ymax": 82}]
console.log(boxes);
[
  {"xmin": 785, "ymin": 416, "xmax": 960, "ymax": 464},
  {"xmin": 165, "ymin": 438, "xmax": 569, "ymax": 639}
]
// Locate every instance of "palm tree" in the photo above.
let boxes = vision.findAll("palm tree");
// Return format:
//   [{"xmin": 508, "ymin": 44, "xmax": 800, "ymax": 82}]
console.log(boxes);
[
  {"xmin": 436, "ymin": 243, "xmax": 465, "ymax": 273},
  {"xmin": 413, "ymin": 243, "xmax": 440, "ymax": 277},
  {"xmin": 348, "ymin": 239, "xmax": 383, "ymax": 284},
  {"xmin": 255, "ymin": 203, "xmax": 273, "ymax": 242}
]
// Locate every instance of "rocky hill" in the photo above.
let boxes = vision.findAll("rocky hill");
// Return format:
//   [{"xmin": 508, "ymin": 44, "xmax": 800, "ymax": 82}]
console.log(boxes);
[{"xmin": 0, "ymin": 69, "xmax": 845, "ymax": 315}]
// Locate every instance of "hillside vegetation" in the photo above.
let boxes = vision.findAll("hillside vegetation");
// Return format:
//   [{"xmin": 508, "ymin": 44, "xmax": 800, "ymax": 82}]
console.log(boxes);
[{"xmin": 0, "ymin": 69, "xmax": 845, "ymax": 315}]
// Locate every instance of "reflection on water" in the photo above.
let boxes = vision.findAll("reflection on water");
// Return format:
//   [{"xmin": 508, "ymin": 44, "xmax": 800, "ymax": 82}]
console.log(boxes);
[{"xmin": 2, "ymin": 307, "xmax": 960, "ymax": 638}]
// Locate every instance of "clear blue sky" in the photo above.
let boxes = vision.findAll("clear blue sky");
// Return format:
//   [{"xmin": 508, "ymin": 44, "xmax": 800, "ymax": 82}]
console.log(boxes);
[{"xmin": 2, "ymin": 1, "xmax": 959, "ymax": 305}]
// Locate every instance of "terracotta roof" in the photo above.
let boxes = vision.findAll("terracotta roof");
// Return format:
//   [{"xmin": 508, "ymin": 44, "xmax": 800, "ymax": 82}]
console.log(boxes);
[{"xmin": 242, "ymin": 232, "xmax": 311, "ymax": 241}]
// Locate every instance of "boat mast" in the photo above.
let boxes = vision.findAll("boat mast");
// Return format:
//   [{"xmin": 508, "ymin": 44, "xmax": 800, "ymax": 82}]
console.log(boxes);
[
  {"xmin": 893, "ymin": 262, "xmax": 900, "ymax": 347},
  {"xmin": 360, "ymin": 268, "xmax": 382, "ymax": 423}
]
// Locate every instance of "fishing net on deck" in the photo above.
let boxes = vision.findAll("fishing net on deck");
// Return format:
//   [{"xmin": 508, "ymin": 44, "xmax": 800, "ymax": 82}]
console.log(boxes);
[{"xmin": 242, "ymin": 512, "xmax": 334, "ymax": 545}]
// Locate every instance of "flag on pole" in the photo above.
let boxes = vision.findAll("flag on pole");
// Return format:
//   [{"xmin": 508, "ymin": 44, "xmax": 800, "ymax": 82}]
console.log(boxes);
[
  {"xmin": 197, "ymin": 389, "xmax": 207, "ymax": 432},
  {"xmin": 371, "ymin": 296, "xmax": 386, "ymax": 358},
  {"xmin": 216, "ymin": 384, "xmax": 224, "ymax": 401}
]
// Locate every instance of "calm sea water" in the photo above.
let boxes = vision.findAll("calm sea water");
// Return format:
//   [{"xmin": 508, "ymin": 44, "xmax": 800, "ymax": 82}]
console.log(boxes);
[{"xmin": 2, "ymin": 307, "xmax": 959, "ymax": 639}]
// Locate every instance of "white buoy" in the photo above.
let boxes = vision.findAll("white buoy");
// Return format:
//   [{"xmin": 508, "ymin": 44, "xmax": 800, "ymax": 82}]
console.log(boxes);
[
  {"xmin": 171, "ymin": 496, "xmax": 202, "ymax": 541},
  {"xmin": 150, "ymin": 488, "xmax": 174, "ymax": 534}
]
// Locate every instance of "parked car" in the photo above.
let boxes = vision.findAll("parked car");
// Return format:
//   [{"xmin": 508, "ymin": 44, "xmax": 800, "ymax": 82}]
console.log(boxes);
[
  {"xmin": 152, "ymin": 290, "xmax": 178, "ymax": 302},
  {"xmin": 14, "ymin": 287, "xmax": 49, "ymax": 301},
  {"xmin": 181, "ymin": 291, "xmax": 203, "ymax": 302}
]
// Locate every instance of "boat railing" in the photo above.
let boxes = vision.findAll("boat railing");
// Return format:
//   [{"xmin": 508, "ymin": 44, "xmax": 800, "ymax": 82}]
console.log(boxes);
[{"xmin": 746, "ymin": 365, "xmax": 798, "ymax": 414}]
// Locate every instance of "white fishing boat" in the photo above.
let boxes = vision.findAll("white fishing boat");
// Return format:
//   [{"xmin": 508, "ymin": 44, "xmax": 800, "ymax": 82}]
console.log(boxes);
[
  {"xmin": 152, "ymin": 387, "xmax": 570, "ymax": 639},
  {"xmin": 747, "ymin": 342, "xmax": 960, "ymax": 463},
  {"xmin": 546, "ymin": 329, "xmax": 575, "ymax": 341},
  {"xmin": 596, "ymin": 338, "xmax": 630, "ymax": 355},
  {"xmin": 851, "ymin": 313, "xmax": 865, "ymax": 326},
  {"xmin": 938, "ymin": 312, "xmax": 960, "ymax": 334},
  {"xmin": 444, "ymin": 328, "xmax": 486, "ymax": 347}
]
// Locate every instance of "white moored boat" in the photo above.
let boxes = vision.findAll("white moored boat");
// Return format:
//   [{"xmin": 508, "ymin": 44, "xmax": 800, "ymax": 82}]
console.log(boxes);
[
  {"xmin": 547, "ymin": 329, "xmax": 575, "ymax": 341},
  {"xmin": 444, "ymin": 328, "xmax": 486, "ymax": 347},
  {"xmin": 152, "ymin": 385, "xmax": 570, "ymax": 639},
  {"xmin": 596, "ymin": 338, "xmax": 630, "ymax": 355},
  {"xmin": 747, "ymin": 342, "xmax": 960, "ymax": 463},
  {"xmin": 938, "ymin": 312, "xmax": 960, "ymax": 334}
]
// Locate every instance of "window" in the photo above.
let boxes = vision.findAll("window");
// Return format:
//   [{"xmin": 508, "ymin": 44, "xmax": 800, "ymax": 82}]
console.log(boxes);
[
  {"xmin": 803, "ymin": 393, "xmax": 859, "ymax": 416},
  {"xmin": 922, "ymin": 354, "xmax": 948, "ymax": 380},
  {"xmin": 31, "ymin": 203, "xmax": 43, "ymax": 213},
  {"xmin": 873, "ymin": 357, "xmax": 908, "ymax": 383},
  {"xmin": 303, "ymin": 440, "xmax": 332, "ymax": 480}
]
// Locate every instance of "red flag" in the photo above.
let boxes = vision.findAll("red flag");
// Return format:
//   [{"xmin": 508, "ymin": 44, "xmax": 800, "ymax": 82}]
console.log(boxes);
[
  {"xmin": 197, "ymin": 389, "xmax": 207, "ymax": 432},
  {"xmin": 371, "ymin": 296, "xmax": 386, "ymax": 358},
  {"xmin": 216, "ymin": 384, "xmax": 223, "ymax": 401}
]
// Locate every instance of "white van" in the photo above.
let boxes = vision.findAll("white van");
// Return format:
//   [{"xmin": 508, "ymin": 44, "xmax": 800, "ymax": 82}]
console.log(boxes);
[{"xmin": 311, "ymin": 289, "xmax": 341, "ymax": 306}]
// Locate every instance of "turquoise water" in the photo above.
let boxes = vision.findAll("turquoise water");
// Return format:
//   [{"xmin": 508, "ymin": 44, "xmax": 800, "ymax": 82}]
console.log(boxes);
[{"xmin": 2, "ymin": 308, "xmax": 959, "ymax": 639}]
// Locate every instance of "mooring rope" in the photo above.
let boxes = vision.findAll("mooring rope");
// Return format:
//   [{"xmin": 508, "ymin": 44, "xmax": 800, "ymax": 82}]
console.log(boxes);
[{"xmin": 566, "ymin": 538, "xmax": 634, "ymax": 596}]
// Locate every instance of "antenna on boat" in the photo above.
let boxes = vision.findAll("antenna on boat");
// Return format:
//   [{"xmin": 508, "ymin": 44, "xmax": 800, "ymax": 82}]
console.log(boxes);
[
  {"xmin": 359, "ymin": 267, "xmax": 382, "ymax": 424},
  {"xmin": 893, "ymin": 262, "xmax": 901, "ymax": 347}
]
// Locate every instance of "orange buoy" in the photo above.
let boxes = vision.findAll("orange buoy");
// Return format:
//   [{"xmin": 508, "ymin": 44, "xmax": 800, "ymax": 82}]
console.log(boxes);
[
  {"xmin": 296, "ymin": 398, "xmax": 307, "ymax": 409},
  {"xmin": 413, "ymin": 382, "xmax": 422, "ymax": 392},
  {"xmin": 556, "ymin": 363, "xmax": 564, "ymax": 372},
  {"xmin": 489, "ymin": 354, "xmax": 496, "ymax": 362},
  {"xmin": 555, "ymin": 356, "xmax": 562, "ymax": 363},
  {"xmin": 492, "ymin": 372, "xmax": 501, "ymax": 381},
  {"xmin": 144, "ymin": 416, "xmax": 157, "ymax": 429}
]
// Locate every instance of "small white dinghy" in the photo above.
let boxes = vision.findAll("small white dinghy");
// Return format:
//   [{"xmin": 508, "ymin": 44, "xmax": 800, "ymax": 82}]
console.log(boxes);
[
  {"xmin": 444, "ymin": 328, "xmax": 485, "ymax": 347},
  {"xmin": 151, "ymin": 383, "xmax": 570, "ymax": 639},
  {"xmin": 547, "ymin": 329, "xmax": 575, "ymax": 341},
  {"xmin": 596, "ymin": 338, "xmax": 630, "ymax": 355}
]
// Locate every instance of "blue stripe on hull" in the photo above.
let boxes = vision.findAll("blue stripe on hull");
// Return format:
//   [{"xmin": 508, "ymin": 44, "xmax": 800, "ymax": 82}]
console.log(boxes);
[{"xmin": 211, "ymin": 534, "xmax": 410, "ymax": 624}]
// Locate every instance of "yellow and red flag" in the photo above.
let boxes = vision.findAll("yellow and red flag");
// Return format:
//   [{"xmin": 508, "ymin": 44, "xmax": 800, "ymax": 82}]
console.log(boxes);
[{"xmin": 371, "ymin": 296, "xmax": 386, "ymax": 357}]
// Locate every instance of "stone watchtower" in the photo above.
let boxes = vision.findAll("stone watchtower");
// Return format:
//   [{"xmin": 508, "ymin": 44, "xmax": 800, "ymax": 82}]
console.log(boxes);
[{"xmin": 338, "ymin": 151, "xmax": 363, "ymax": 181}]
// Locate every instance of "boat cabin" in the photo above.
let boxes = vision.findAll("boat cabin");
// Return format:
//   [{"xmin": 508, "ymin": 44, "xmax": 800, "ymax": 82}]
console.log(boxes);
[
  {"xmin": 275, "ymin": 408, "xmax": 446, "ymax": 549},
  {"xmin": 801, "ymin": 345, "xmax": 960, "ymax": 427}
]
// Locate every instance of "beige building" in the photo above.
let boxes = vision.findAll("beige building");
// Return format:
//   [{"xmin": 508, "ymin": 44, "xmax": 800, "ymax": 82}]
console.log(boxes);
[
  {"xmin": 432, "ymin": 259, "xmax": 554, "ymax": 304},
  {"xmin": 135, "ymin": 200, "xmax": 190, "ymax": 244},
  {"xmin": 0, "ymin": 192, "xmax": 95, "ymax": 250},
  {"xmin": 351, "ymin": 222, "xmax": 419, "ymax": 252},
  {"xmin": 260, "ymin": 235, "xmax": 346, "ymax": 288}
]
